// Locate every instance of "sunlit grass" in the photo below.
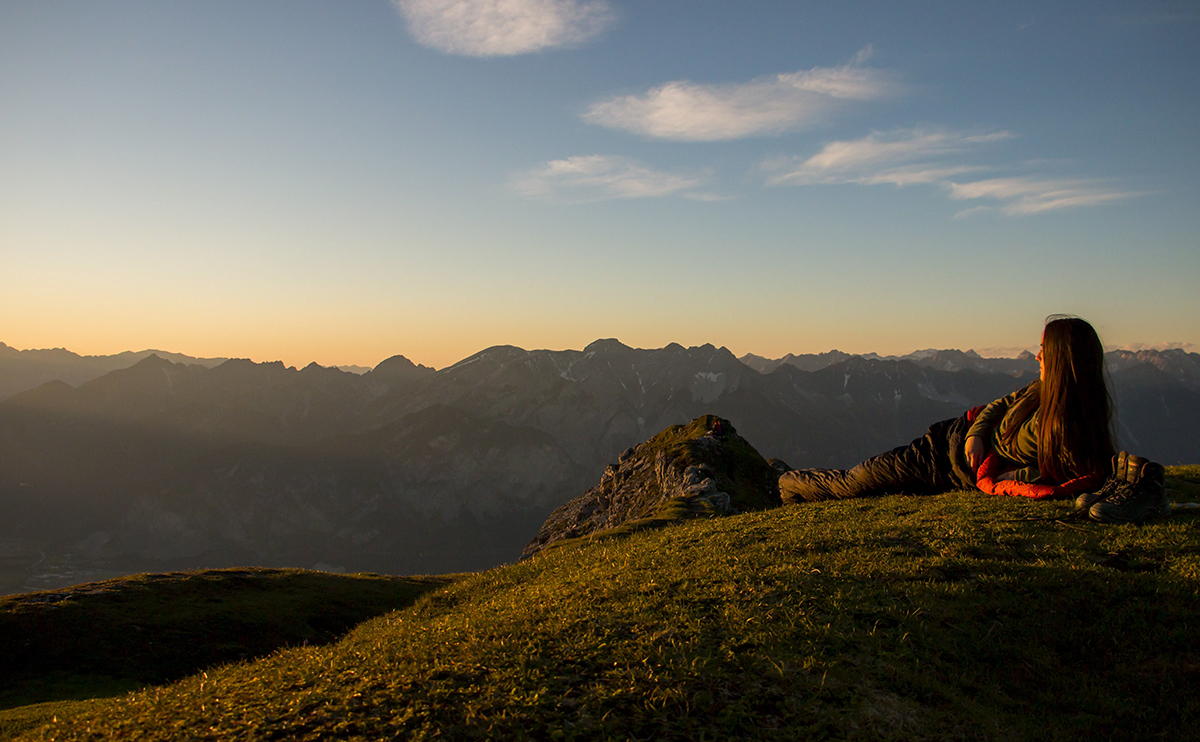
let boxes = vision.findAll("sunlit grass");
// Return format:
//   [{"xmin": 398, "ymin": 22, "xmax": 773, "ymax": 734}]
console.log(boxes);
[
  {"xmin": 8, "ymin": 468, "xmax": 1198, "ymax": 740},
  {"xmin": 0, "ymin": 568, "xmax": 448, "ymax": 739}
]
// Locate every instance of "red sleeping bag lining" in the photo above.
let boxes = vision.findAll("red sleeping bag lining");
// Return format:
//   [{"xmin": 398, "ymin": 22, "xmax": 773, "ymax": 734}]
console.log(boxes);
[{"xmin": 974, "ymin": 453, "xmax": 1103, "ymax": 500}]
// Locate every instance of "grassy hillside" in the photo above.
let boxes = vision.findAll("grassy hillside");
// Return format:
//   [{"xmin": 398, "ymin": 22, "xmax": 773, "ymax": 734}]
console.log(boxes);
[
  {"xmin": 0, "ymin": 569, "xmax": 450, "ymax": 738},
  {"xmin": 6, "ymin": 467, "xmax": 1200, "ymax": 740}
]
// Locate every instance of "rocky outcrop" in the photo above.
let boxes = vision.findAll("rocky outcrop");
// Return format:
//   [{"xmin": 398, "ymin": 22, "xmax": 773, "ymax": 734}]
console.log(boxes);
[{"xmin": 521, "ymin": 415, "xmax": 781, "ymax": 559}]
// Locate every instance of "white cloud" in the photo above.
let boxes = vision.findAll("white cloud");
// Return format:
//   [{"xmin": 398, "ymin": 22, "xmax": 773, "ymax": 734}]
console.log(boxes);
[
  {"xmin": 394, "ymin": 0, "xmax": 615, "ymax": 57},
  {"xmin": 1111, "ymin": 341, "xmax": 1200, "ymax": 353},
  {"xmin": 856, "ymin": 165, "xmax": 986, "ymax": 187},
  {"xmin": 509, "ymin": 155, "xmax": 714, "ymax": 202},
  {"xmin": 765, "ymin": 129, "xmax": 1011, "ymax": 185},
  {"xmin": 581, "ymin": 47, "xmax": 900, "ymax": 141},
  {"xmin": 948, "ymin": 177, "xmax": 1140, "ymax": 215},
  {"xmin": 765, "ymin": 129, "xmax": 1140, "ymax": 216},
  {"xmin": 950, "ymin": 205, "xmax": 996, "ymax": 219}
]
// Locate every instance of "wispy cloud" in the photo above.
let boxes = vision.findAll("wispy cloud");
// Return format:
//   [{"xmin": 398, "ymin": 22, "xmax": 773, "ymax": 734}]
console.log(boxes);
[
  {"xmin": 948, "ymin": 177, "xmax": 1140, "ymax": 215},
  {"xmin": 509, "ymin": 155, "xmax": 716, "ymax": 202},
  {"xmin": 765, "ymin": 129, "xmax": 1010, "ymax": 185},
  {"xmin": 581, "ymin": 47, "xmax": 900, "ymax": 141},
  {"xmin": 394, "ymin": 0, "xmax": 615, "ymax": 57},
  {"xmin": 1111, "ymin": 341, "xmax": 1200, "ymax": 353},
  {"xmin": 764, "ymin": 129, "xmax": 1142, "ymax": 216}
]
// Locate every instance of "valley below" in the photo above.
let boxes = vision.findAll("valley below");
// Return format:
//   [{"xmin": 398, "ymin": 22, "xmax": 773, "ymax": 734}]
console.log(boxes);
[{"xmin": 2, "ymin": 340, "xmax": 1198, "ymax": 592}]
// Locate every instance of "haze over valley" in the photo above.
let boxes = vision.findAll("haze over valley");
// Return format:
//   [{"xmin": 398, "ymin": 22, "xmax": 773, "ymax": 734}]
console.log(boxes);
[{"xmin": 3, "ymin": 339, "xmax": 1197, "ymax": 595}]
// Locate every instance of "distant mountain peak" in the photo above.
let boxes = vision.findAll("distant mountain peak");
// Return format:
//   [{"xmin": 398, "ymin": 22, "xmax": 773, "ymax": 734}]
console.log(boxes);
[
  {"xmin": 374, "ymin": 354, "xmax": 418, "ymax": 371},
  {"xmin": 124, "ymin": 353, "xmax": 175, "ymax": 371},
  {"xmin": 371, "ymin": 354, "xmax": 435, "ymax": 381},
  {"xmin": 741, "ymin": 347, "xmax": 1043, "ymax": 376},
  {"xmin": 583, "ymin": 338, "xmax": 632, "ymax": 354},
  {"xmin": 2, "ymin": 378, "xmax": 79, "ymax": 410}
]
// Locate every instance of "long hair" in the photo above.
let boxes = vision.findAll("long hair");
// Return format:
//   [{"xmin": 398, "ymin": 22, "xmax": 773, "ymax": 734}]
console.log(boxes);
[{"xmin": 1002, "ymin": 316, "xmax": 1115, "ymax": 481}]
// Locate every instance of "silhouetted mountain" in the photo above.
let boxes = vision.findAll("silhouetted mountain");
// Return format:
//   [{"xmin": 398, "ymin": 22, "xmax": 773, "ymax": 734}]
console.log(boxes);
[
  {"xmin": 1109, "ymin": 362, "xmax": 1200, "ymax": 465},
  {"xmin": 367, "ymin": 354, "xmax": 436, "ymax": 386},
  {"xmin": 1, "ymin": 341, "xmax": 1196, "ymax": 592},
  {"xmin": 740, "ymin": 349, "xmax": 861, "ymax": 373},
  {"xmin": 0, "ymin": 342, "xmax": 227, "ymax": 401},
  {"xmin": 740, "ymin": 348, "xmax": 1039, "ymax": 376},
  {"xmin": 1106, "ymin": 348, "xmax": 1200, "ymax": 384}
]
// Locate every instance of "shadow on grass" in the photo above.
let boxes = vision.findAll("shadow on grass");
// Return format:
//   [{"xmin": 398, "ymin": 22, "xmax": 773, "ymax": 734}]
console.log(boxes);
[{"xmin": 0, "ymin": 567, "xmax": 451, "ymax": 710}]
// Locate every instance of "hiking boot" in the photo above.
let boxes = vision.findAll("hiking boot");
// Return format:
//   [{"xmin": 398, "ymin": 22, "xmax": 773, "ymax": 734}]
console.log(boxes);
[
  {"xmin": 1076, "ymin": 451, "xmax": 1150, "ymax": 509},
  {"xmin": 1088, "ymin": 452, "xmax": 1169, "ymax": 524},
  {"xmin": 1074, "ymin": 451, "xmax": 1134, "ymax": 511},
  {"xmin": 1075, "ymin": 451, "xmax": 1144, "ymax": 510},
  {"xmin": 1075, "ymin": 475, "xmax": 1123, "ymax": 511}
]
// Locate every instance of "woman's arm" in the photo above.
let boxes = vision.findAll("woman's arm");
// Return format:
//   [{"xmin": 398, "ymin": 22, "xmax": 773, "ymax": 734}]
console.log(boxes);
[
  {"xmin": 965, "ymin": 435, "xmax": 988, "ymax": 470},
  {"xmin": 964, "ymin": 382, "xmax": 1037, "ymax": 470},
  {"xmin": 966, "ymin": 384, "xmax": 1029, "ymax": 441}
]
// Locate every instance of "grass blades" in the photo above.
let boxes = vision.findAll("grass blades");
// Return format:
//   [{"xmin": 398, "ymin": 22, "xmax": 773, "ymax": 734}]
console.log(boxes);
[
  {"xmin": 0, "ymin": 568, "xmax": 449, "ymax": 736},
  {"xmin": 10, "ymin": 469, "xmax": 1199, "ymax": 741}
]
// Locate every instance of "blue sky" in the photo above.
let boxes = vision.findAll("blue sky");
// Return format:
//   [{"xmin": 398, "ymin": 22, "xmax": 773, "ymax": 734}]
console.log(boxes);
[{"xmin": 2, "ymin": 0, "xmax": 1197, "ymax": 368}]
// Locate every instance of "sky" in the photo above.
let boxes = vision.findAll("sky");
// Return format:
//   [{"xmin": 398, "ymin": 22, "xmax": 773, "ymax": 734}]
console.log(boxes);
[{"xmin": 2, "ymin": 0, "xmax": 1197, "ymax": 370}]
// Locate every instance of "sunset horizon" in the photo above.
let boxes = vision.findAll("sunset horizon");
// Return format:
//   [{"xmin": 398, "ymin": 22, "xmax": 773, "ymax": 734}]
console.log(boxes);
[
  {"xmin": 3, "ymin": 331, "xmax": 1196, "ymax": 374},
  {"xmin": 4, "ymin": 2, "xmax": 1196, "ymax": 373}
]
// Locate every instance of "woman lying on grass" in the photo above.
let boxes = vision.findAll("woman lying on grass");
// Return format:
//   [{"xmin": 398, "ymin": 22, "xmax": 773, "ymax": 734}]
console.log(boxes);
[{"xmin": 779, "ymin": 315, "xmax": 1115, "ymax": 503}]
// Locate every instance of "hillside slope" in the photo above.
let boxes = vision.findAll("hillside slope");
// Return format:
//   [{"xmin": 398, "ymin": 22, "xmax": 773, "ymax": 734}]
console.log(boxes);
[
  {"xmin": 11, "ymin": 467, "xmax": 1200, "ymax": 741},
  {"xmin": 0, "ymin": 569, "xmax": 449, "ymax": 736}
]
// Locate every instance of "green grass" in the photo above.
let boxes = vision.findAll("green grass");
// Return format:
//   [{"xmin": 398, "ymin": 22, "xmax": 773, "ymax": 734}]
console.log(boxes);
[
  {"xmin": 1166, "ymin": 464, "xmax": 1200, "ymax": 502},
  {"xmin": 0, "ymin": 701, "xmax": 106, "ymax": 742},
  {"xmin": 0, "ymin": 568, "xmax": 449, "ymax": 738},
  {"xmin": 8, "ymin": 467, "xmax": 1200, "ymax": 740}
]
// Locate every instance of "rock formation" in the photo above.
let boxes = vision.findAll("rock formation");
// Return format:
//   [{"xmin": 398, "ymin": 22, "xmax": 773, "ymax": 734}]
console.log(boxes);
[{"xmin": 521, "ymin": 415, "xmax": 782, "ymax": 559}]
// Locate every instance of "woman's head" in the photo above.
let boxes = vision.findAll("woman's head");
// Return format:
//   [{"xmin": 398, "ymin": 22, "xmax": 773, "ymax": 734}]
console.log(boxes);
[
  {"xmin": 1036, "ymin": 315, "xmax": 1115, "ymax": 479},
  {"xmin": 1041, "ymin": 316, "xmax": 1106, "ymax": 387}
]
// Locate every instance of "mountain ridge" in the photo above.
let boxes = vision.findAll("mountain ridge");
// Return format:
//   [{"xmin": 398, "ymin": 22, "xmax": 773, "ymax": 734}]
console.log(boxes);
[
  {"xmin": 8, "ymin": 339, "xmax": 1197, "ymax": 404},
  {"xmin": 2, "ymin": 341, "xmax": 1198, "ymax": 590},
  {"xmin": 0, "ymin": 344, "xmax": 402, "ymax": 401}
]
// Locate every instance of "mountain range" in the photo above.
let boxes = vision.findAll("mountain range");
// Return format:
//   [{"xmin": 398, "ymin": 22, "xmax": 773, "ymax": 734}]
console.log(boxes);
[
  {"xmin": 2, "ymin": 340, "xmax": 1198, "ymax": 593},
  {"xmin": 0, "ymin": 342, "xmax": 373, "ymax": 402}
]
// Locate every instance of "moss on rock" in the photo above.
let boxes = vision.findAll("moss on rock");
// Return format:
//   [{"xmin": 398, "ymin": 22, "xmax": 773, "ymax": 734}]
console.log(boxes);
[{"xmin": 522, "ymin": 415, "xmax": 781, "ymax": 558}]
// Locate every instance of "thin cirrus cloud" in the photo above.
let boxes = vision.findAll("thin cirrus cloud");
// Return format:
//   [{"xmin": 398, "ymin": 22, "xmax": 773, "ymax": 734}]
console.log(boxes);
[
  {"xmin": 393, "ymin": 0, "xmax": 616, "ymax": 57},
  {"xmin": 509, "ymin": 155, "xmax": 716, "ymax": 202},
  {"xmin": 764, "ymin": 129, "xmax": 1141, "ymax": 216},
  {"xmin": 581, "ymin": 47, "xmax": 900, "ymax": 141},
  {"xmin": 764, "ymin": 129, "xmax": 1012, "ymax": 186},
  {"xmin": 947, "ymin": 177, "xmax": 1141, "ymax": 216}
]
